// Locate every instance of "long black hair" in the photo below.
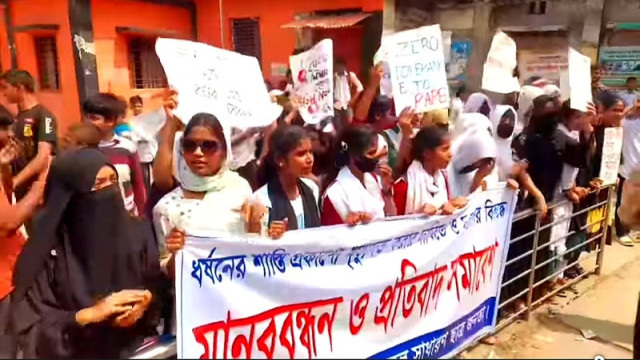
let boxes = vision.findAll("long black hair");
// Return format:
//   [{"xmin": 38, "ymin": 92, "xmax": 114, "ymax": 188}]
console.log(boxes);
[
  {"xmin": 321, "ymin": 125, "xmax": 378, "ymax": 194},
  {"xmin": 411, "ymin": 126, "xmax": 449, "ymax": 162},
  {"xmin": 257, "ymin": 125, "xmax": 311, "ymax": 188}
]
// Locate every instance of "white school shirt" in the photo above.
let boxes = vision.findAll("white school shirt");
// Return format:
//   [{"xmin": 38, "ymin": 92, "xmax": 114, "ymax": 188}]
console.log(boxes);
[{"xmin": 253, "ymin": 177, "xmax": 320, "ymax": 231}]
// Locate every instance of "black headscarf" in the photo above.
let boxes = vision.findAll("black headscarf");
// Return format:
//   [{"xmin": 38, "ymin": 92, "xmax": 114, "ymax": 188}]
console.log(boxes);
[
  {"xmin": 13, "ymin": 148, "xmax": 159, "ymax": 303},
  {"xmin": 267, "ymin": 177, "xmax": 320, "ymax": 230}
]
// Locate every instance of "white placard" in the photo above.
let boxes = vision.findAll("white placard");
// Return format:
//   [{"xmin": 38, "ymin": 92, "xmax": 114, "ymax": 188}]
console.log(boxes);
[
  {"xmin": 289, "ymin": 39, "xmax": 334, "ymax": 125},
  {"xmin": 599, "ymin": 127, "xmax": 624, "ymax": 185},
  {"xmin": 481, "ymin": 31, "xmax": 519, "ymax": 94},
  {"xmin": 375, "ymin": 30, "xmax": 451, "ymax": 99},
  {"xmin": 155, "ymin": 38, "xmax": 281, "ymax": 129},
  {"xmin": 387, "ymin": 25, "xmax": 450, "ymax": 115},
  {"xmin": 176, "ymin": 187, "xmax": 517, "ymax": 359},
  {"xmin": 568, "ymin": 48, "xmax": 593, "ymax": 112}
]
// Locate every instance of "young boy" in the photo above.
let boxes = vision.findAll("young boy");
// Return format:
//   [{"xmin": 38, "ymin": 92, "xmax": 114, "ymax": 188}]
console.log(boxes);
[{"xmin": 83, "ymin": 93, "xmax": 147, "ymax": 216}]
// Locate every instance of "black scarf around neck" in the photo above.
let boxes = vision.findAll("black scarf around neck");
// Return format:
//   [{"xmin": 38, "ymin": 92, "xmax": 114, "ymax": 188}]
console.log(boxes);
[{"xmin": 267, "ymin": 177, "xmax": 320, "ymax": 230}]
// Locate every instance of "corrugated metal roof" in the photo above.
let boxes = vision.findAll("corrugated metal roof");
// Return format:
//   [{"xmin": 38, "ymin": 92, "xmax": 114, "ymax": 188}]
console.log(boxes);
[{"xmin": 281, "ymin": 13, "xmax": 371, "ymax": 29}]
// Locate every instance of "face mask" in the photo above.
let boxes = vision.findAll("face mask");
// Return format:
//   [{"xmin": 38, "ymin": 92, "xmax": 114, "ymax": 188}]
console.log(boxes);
[
  {"xmin": 353, "ymin": 156, "xmax": 379, "ymax": 173},
  {"xmin": 497, "ymin": 109, "xmax": 516, "ymax": 139}
]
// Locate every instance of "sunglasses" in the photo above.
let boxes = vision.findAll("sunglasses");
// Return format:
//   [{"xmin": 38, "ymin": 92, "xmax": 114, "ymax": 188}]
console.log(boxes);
[{"xmin": 182, "ymin": 139, "xmax": 221, "ymax": 155}]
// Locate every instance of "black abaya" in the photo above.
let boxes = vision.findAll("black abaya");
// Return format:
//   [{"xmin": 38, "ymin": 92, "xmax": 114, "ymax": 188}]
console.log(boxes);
[{"xmin": 12, "ymin": 148, "xmax": 160, "ymax": 358}]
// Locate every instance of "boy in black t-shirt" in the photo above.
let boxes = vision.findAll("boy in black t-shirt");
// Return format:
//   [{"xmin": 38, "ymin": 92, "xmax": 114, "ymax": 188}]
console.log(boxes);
[{"xmin": 0, "ymin": 70, "xmax": 56, "ymax": 222}]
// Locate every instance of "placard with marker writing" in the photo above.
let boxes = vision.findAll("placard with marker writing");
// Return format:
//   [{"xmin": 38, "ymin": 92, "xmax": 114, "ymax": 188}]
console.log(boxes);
[
  {"xmin": 387, "ymin": 25, "xmax": 450, "ymax": 115},
  {"xmin": 155, "ymin": 38, "xmax": 281, "ymax": 129},
  {"xmin": 289, "ymin": 39, "xmax": 334, "ymax": 125}
]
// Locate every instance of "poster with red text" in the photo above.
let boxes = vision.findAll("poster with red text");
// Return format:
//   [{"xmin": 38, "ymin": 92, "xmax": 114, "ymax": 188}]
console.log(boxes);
[
  {"xmin": 289, "ymin": 39, "xmax": 334, "ymax": 125},
  {"xmin": 175, "ymin": 186, "xmax": 516, "ymax": 359},
  {"xmin": 387, "ymin": 25, "xmax": 450, "ymax": 115}
]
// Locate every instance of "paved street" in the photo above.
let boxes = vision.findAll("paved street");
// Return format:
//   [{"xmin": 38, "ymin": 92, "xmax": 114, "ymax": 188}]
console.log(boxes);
[{"xmin": 462, "ymin": 242, "xmax": 639, "ymax": 359}]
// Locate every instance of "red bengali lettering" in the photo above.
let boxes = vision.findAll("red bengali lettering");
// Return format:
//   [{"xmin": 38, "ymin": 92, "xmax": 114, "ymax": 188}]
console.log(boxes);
[
  {"xmin": 349, "ymin": 293, "xmax": 370, "ymax": 335},
  {"xmin": 191, "ymin": 297, "xmax": 343, "ymax": 359},
  {"xmin": 373, "ymin": 259, "xmax": 450, "ymax": 333},
  {"xmin": 447, "ymin": 240, "xmax": 499, "ymax": 302}
]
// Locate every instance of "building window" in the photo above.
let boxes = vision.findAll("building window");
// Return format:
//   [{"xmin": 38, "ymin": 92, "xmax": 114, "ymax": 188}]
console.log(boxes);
[
  {"xmin": 34, "ymin": 36, "xmax": 60, "ymax": 90},
  {"xmin": 128, "ymin": 37, "xmax": 167, "ymax": 89},
  {"xmin": 528, "ymin": 1, "xmax": 547, "ymax": 15},
  {"xmin": 231, "ymin": 18, "xmax": 262, "ymax": 65}
]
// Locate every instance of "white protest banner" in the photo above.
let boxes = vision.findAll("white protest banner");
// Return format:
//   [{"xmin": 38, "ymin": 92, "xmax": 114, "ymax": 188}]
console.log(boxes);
[
  {"xmin": 176, "ymin": 187, "xmax": 517, "ymax": 359},
  {"xmin": 387, "ymin": 25, "xmax": 450, "ymax": 115},
  {"xmin": 155, "ymin": 38, "xmax": 281, "ymax": 129},
  {"xmin": 481, "ymin": 31, "xmax": 519, "ymax": 94},
  {"xmin": 568, "ymin": 48, "xmax": 593, "ymax": 112},
  {"xmin": 289, "ymin": 39, "xmax": 334, "ymax": 125},
  {"xmin": 599, "ymin": 127, "xmax": 624, "ymax": 185}
]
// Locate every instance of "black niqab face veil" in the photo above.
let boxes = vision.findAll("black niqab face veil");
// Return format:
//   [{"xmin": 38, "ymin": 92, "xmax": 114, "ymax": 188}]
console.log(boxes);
[{"xmin": 13, "ymin": 148, "xmax": 157, "ymax": 304}]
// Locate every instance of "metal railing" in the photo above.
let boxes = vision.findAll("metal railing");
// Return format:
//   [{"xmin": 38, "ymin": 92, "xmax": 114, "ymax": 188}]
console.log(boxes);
[{"xmin": 132, "ymin": 185, "xmax": 616, "ymax": 359}]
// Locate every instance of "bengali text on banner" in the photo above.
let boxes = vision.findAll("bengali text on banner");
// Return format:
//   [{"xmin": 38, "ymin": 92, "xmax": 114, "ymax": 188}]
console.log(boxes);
[{"xmin": 176, "ymin": 186, "xmax": 517, "ymax": 359}]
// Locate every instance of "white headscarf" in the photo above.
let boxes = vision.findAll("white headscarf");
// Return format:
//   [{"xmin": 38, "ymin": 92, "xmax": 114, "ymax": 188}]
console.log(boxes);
[
  {"xmin": 448, "ymin": 130, "xmax": 497, "ymax": 198},
  {"xmin": 453, "ymin": 112, "xmax": 493, "ymax": 140},
  {"xmin": 463, "ymin": 92, "xmax": 494, "ymax": 115},
  {"xmin": 172, "ymin": 121, "xmax": 241, "ymax": 192},
  {"xmin": 490, "ymin": 105, "xmax": 518, "ymax": 181},
  {"xmin": 516, "ymin": 85, "xmax": 545, "ymax": 134}
]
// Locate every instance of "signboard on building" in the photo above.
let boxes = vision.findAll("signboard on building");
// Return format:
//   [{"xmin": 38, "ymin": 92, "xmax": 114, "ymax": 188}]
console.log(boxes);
[
  {"xmin": 599, "ymin": 46, "xmax": 640, "ymax": 87},
  {"xmin": 518, "ymin": 50, "xmax": 568, "ymax": 85}
]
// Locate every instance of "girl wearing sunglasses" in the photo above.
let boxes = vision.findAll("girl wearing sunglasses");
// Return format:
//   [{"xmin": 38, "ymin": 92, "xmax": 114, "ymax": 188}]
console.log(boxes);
[{"xmin": 152, "ymin": 113, "xmax": 263, "ymax": 279}]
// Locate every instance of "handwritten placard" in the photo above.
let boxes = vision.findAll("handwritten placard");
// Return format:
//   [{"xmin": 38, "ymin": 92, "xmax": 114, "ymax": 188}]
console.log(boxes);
[
  {"xmin": 387, "ymin": 25, "xmax": 450, "ymax": 115},
  {"xmin": 481, "ymin": 31, "xmax": 519, "ymax": 94},
  {"xmin": 155, "ymin": 38, "xmax": 280, "ymax": 129},
  {"xmin": 289, "ymin": 39, "xmax": 334, "ymax": 125},
  {"xmin": 599, "ymin": 127, "xmax": 624, "ymax": 185},
  {"xmin": 568, "ymin": 47, "xmax": 593, "ymax": 112}
]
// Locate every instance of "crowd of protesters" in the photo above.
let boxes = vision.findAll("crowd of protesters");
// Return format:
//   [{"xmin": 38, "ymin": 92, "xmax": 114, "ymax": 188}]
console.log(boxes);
[{"xmin": 0, "ymin": 49, "xmax": 637, "ymax": 358}]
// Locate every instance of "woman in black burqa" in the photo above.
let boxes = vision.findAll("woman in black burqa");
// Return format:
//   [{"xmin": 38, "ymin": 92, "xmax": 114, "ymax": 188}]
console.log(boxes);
[{"xmin": 11, "ymin": 148, "xmax": 160, "ymax": 358}]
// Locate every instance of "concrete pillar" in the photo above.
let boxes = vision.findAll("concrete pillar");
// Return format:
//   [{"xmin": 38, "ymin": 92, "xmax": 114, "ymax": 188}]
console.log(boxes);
[
  {"xmin": 467, "ymin": 1, "xmax": 494, "ymax": 91},
  {"xmin": 68, "ymin": 0, "xmax": 99, "ymax": 108},
  {"xmin": 581, "ymin": 0, "xmax": 606, "ymax": 63},
  {"xmin": 382, "ymin": 0, "xmax": 395, "ymax": 36}
]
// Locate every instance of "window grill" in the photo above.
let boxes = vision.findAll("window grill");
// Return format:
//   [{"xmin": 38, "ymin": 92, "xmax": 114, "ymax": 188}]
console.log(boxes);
[
  {"xmin": 128, "ymin": 37, "xmax": 168, "ymax": 89},
  {"xmin": 34, "ymin": 36, "xmax": 60, "ymax": 90},
  {"xmin": 231, "ymin": 18, "xmax": 262, "ymax": 65}
]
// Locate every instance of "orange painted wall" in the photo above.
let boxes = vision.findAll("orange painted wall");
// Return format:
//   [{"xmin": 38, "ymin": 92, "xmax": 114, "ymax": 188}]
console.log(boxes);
[
  {"xmin": 195, "ymin": 0, "xmax": 383, "ymax": 81},
  {"xmin": 11, "ymin": 0, "xmax": 80, "ymax": 132},
  {"xmin": 91, "ymin": 0, "xmax": 193, "ymax": 115},
  {"xmin": 0, "ymin": 4, "xmax": 18, "ymax": 116}
]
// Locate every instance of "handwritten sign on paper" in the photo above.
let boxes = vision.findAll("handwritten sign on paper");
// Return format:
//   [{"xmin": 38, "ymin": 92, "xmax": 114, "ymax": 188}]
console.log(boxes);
[
  {"xmin": 568, "ymin": 48, "xmax": 593, "ymax": 112},
  {"xmin": 388, "ymin": 25, "xmax": 450, "ymax": 115},
  {"xmin": 289, "ymin": 39, "xmax": 334, "ymax": 125},
  {"xmin": 599, "ymin": 127, "xmax": 624, "ymax": 185},
  {"xmin": 155, "ymin": 38, "xmax": 280, "ymax": 129},
  {"xmin": 481, "ymin": 31, "xmax": 519, "ymax": 94}
]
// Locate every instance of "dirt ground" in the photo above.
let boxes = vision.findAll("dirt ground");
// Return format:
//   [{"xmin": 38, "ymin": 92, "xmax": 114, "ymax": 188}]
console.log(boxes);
[{"xmin": 460, "ymin": 242, "xmax": 640, "ymax": 359}]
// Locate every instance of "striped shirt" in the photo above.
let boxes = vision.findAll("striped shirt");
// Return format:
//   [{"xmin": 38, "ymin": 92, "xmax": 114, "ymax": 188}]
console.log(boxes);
[{"xmin": 99, "ymin": 135, "xmax": 147, "ymax": 216}]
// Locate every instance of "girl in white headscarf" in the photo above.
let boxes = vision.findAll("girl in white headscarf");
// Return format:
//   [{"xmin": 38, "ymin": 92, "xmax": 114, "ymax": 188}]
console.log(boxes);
[
  {"xmin": 516, "ymin": 85, "xmax": 545, "ymax": 135},
  {"xmin": 448, "ymin": 130, "xmax": 498, "ymax": 198},
  {"xmin": 153, "ymin": 113, "xmax": 261, "ymax": 274},
  {"xmin": 490, "ymin": 105, "xmax": 519, "ymax": 181},
  {"xmin": 463, "ymin": 92, "xmax": 494, "ymax": 117}
]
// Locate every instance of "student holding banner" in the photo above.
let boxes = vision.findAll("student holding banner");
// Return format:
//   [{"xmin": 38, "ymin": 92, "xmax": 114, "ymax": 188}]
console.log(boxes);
[
  {"xmin": 153, "ymin": 113, "xmax": 264, "ymax": 276},
  {"xmin": 254, "ymin": 125, "xmax": 321, "ymax": 239},
  {"xmin": 321, "ymin": 125, "xmax": 396, "ymax": 226},
  {"xmin": 393, "ymin": 125, "xmax": 467, "ymax": 216}
]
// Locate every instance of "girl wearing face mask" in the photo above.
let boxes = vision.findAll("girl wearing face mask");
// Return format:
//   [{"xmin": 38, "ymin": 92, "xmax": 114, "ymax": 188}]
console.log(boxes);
[
  {"xmin": 463, "ymin": 92, "xmax": 493, "ymax": 117},
  {"xmin": 393, "ymin": 126, "xmax": 467, "ymax": 216},
  {"xmin": 321, "ymin": 125, "xmax": 396, "ymax": 226},
  {"xmin": 254, "ymin": 125, "xmax": 320, "ymax": 239},
  {"xmin": 12, "ymin": 149, "xmax": 160, "ymax": 358}
]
